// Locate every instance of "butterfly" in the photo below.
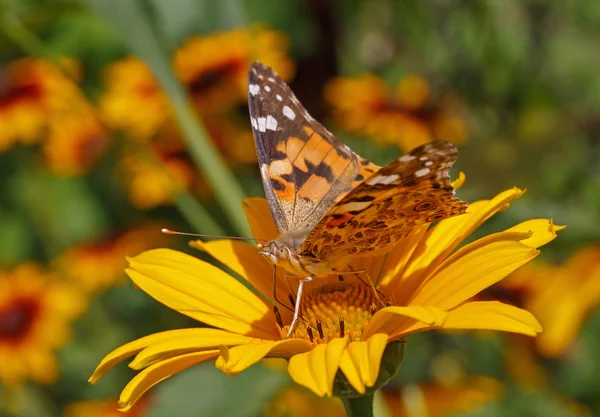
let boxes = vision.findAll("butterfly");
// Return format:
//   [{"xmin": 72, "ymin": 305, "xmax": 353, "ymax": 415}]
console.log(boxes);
[{"xmin": 247, "ymin": 62, "xmax": 468, "ymax": 335}]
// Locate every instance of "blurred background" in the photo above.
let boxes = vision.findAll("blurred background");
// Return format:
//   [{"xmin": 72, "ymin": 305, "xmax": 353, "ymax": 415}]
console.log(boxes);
[{"xmin": 1, "ymin": 0, "xmax": 599, "ymax": 416}]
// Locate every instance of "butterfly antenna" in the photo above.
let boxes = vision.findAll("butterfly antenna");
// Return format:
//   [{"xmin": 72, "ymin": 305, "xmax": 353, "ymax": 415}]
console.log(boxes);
[{"xmin": 161, "ymin": 229, "xmax": 269, "ymax": 245}]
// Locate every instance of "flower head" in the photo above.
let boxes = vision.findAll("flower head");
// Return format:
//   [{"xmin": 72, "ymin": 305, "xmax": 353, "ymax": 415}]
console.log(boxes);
[
  {"xmin": 89, "ymin": 177, "xmax": 561, "ymax": 411},
  {"xmin": 325, "ymin": 74, "xmax": 468, "ymax": 151},
  {"xmin": 174, "ymin": 26, "xmax": 294, "ymax": 114},
  {"xmin": 0, "ymin": 263, "xmax": 87, "ymax": 387}
]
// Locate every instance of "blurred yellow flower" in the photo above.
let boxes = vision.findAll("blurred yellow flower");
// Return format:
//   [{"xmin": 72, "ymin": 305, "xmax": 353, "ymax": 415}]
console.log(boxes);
[
  {"xmin": 43, "ymin": 111, "xmax": 111, "ymax": 176},
  {"xmin": 502, "ymin": 246, "xmax": 600, "ymax": 357},
  {"xmin": 89, "ymin": 178, "xmax": 562, "ymax": 411},
  {"xmin": 118, "ymin": 143, "xmax": 198, "ymax": 209},
  {"xmin": 0, "ymin": 263, "xmax": 86, "ymax": 387},
  {"xmin": 63, "ymin": 395, "xmax": 151, "ymax": 417},
  {"xmin": 325, "ymin": 74, "xmax": 468, "ymax": 152},
  {"xmin": 99, "ymin": 57, "xmax": 171, "ymax": 142},
  {"xmin": 203, "ymin": 116, "xmax": 256, "ymax": 165},
  {"xmin": 53, "ymin": 224, "xmax": 172, "ymax": 293},
  {"xmin": 382, "ymin": 377, "xmax": 503, "ymax": 417},
  {"xmin": 0, "ymin": 58, "xmax": 86, "ymax": 153},
  {"xmin": 174, "ymin": 26, "xmax": 294, "ymax": 114}
]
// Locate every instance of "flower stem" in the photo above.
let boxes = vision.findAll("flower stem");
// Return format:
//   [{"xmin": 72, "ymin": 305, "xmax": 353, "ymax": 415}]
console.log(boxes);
[{"xmin": 341, "ymin": 393, "xmax": 375, "ymax": 417}]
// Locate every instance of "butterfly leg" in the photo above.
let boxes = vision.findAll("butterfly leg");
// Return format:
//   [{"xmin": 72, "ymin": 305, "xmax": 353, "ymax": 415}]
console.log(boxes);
[{"xmin": 286, "ymin": 276, "xmax": 313, "ymax": 338}]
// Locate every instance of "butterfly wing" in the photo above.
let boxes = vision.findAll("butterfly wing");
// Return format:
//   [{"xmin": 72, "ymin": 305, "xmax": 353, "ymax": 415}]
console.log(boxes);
[
  {"xmin": 248, "ymin": 62, "xmax": 379, "ymax": 237},
  {"xmin": 302, "ymin": 140, "xmax": 468, "ymax": 260}
]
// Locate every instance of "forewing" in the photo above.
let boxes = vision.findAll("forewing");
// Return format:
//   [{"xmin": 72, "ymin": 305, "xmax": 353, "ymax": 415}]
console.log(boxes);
[
  {"xmin": 248, "ymin": 62, "xmax": 378, "ymax": 235},
  {"xmin": 303, "ymin": 140, "xmax": 468, "ymax": 260}
]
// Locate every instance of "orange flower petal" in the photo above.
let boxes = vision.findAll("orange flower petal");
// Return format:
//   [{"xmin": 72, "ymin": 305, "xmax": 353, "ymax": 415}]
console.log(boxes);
[
  {"xmin": 118, "ymin": 351, "xmax": 219, "ymax": 412},
  {"xmin": 89, "ymin": 329, "xmax": 204, "ymax": 383},
  {"xmin": 126, "ymin": 249, "xmax": 278, "ymax": 339},
  {"xmin": 216, "ymin": 339, "xmax": 312, "ymax": 375},
  {"xmin": 242, "ymin": 197, "xmax": 279, "ymax": 241},
  {"xmin": 365, "ymin": 306, "xmax": 448, "ymax": 340},
  {"xmin": 442, "ymin": 301, "xmax": 542, "ymax": 335},
  {"xmin": 190, "ymin": 239, "xmax": 291, "ymax": 306},
  {"xmin": 130, "ymin": 328, "xmax": 257, "ymax": 369},
  {"xmin": 339, "ymin": 333, "xmax": 389, "ymax": 394},
  {"xmin": 410, "ymin": 240, "xmax": 539, "ymax": 311},
  {"xmin": 288, "ymin": 338, "xmax": 349, "ymax": 397}
]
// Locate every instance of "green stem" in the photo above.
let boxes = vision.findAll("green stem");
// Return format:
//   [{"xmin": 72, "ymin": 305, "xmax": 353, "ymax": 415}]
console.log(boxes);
[{"xmin": 341, "ymin": 394, "xmax": 375, "ymax": 417}]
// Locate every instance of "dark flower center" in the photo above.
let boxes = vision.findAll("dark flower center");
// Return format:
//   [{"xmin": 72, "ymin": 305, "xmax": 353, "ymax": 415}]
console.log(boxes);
[
  {"xmin": 0, "ymin": 298, "xmax": 40, "ymax": 345},
  {"xmin": 187, "ymin": 59, "xmax": 243, "ymax": 95}
]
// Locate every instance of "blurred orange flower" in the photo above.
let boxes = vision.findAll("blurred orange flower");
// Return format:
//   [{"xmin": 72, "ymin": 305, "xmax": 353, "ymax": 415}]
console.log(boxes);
[
  {"xmin": 174, "ymin": 26, "xmax": 294, "ymax": 114},
  {"xmin": 99, "ymin": 57, "xmax": 171, "ymax": 142},
  {"xmin": 501, "ymin": 246, "xmax": 600, "ymax": 357},
  {"xmin": 44, "ymin": 111, "xmax": 111, "ymax": 176},
  {"xmin": 53, "ymin": 224, "xmax": 172, "ymax": 293},
  {"xmin": 265, "ymin": 386, "xmax": 345, "ymax": 417},
  {"xmin": 325, "ymin": 74, "xmax": 468, "ymax": 151},
  {"xmin": 0, "ymin": 58, "xmax": 85, "ymax": 153},
  {"xmin": 0, "ymin": 263, "xmax": 86, "ymax": 387},
  {"xmin": 382, "ymin": 377, "xmax": 503, "ymax": 417}
]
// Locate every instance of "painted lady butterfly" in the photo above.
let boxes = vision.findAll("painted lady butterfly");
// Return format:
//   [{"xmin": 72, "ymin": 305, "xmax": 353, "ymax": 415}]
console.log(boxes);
[{"xmin": 248, "ymin": 62, "xmax": 468, "ymax": 335}]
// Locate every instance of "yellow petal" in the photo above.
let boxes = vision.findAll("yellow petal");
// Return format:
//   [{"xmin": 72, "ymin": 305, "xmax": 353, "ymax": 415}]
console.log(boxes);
[
  {"xmin": 127, "ymin": 249, "xmax": 278, "ymax": 339},
  {"xmin": 451, "ymin": 171, "xmax": 466, "ymax": 189},
  {"xmin": 411, "ymin": 241, "xmax": 539, "ymax": 310},
  {"xmin": 216, "ymin": 339, "xmax": 312, "ymax": 375},
  {"xmin": 288, "ymin": 338, "xmax": 349, "ymax": 397},
  {"xmin": 339, "ymin": 333, "xmax": 389, "ymax": 394},
  {"xmin": 503, "ymin": 219, "xmax": 565, "ymax": 249},
  {"xmin": 130, "ymin": 328, "xmax": 257, "ymax": 369},
  {"xmin": 118, "ymin": 351, "xmax": 219, "ymax": 412},
  {"xmin": 89, "ymin": 329, "xmax": 204, "ymax": 383},
  {"xmin": 442, "ymin": 301, "xmax": 542, "ymax": 335},
  {"xmin": 364, "ymin": 306, "xmax": 447, "ymax": 340},
  {"xmin": 402, "ymin": 187, "xmax": 526, "ymax": 281},
  {"xmin": 190, "ymin": 239, "xmax": 291, "ymax": 309},
  {"xmin": 242, "ymin": 197, "xmax": 279, "ymax": 241}
]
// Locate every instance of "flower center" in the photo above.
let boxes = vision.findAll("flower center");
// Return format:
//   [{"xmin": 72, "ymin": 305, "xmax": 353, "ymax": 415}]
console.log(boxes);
[
  {"xmin": 0, "ymin": 297, "xmax": 40, "ymax": 345},
  {"xmin": 285, "ymin": 283, "xmax": 380, "ymax": 344}
]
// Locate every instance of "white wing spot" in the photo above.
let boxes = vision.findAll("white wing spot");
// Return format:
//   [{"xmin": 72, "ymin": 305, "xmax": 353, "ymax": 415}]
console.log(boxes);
[
  {"xmin": 283, "ymin": 105, "xmax": 296, "ymax": 120},
  {"xmin": 251, "ymin": 117, "xmax": 258, "ymax": 129},
  {"xmin": 380, "ymin": 174, "xmax": 400, "ymax": 185},
  {"xmin": 399, "ymin": 155, "xmax": 416, "ymax": 162},
  {"xmin": 264, "ymin": 85, "xmax": 271, "ymax": 92},
  {"xmin": 249, "ymin": 84, "xmax": 260, "ymax": 95},
  {"xmin": 419, "ymin": 156, "xmax": 428, "ymax": 161},
  {"xmin": 258, "ymin": 74, "xmax": 264, "ymax": 80},
  {"xmin": 425, "ymin": 161, "xmax": 433, "ymax": 167},
  {"xmin": 268, "ymin": 77, "xmax": 276, "ymax": 82},
  {"xmin": 266, "ymin": 115, "xmax": 278, "ymax": 131},
  {"xmin": 415, "ymin": 168, "xmax": 430, "ymax": 177},
  {"xmin": 366, "ymin": 175, "xmax": 385, "ymax": 185},
  {"xmin": 258, "ymin": 117, "xmax": 266, "ymax": 132},
  {"xmin": 276, "ymin": 94, "xmax": 282, "ymax": 101}
]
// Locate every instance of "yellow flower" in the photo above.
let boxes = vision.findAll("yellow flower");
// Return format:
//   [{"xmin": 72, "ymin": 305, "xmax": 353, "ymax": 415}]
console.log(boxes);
[
  {"xmin": 203, "ymin": 116, "xmax": 256, "ymax": 165},
  {"xmin": 382, "ymin": 376, "xmax": 503, "ymax": 417},
  {"xmin": 43, "ymin": 111, "xmax": 110, "ymax": 176},
  {"xmin": 0, "ymin": 58, "xmax": 84, "ymax": 152},
  {"xmin": 501, "ymin": 246, "xmax": 600, "ymax": 357},
  {"xmin": 325, "ymin": 74, "xmax": 468, "ymax": 151},
  {"xmin": 89, "ymin": 178, "xmax": 561, "ymax": 411},
  {"xmin": 99, "ymin": 57, "xmax": 171, "ymax": 142},
  {"xmin": 174, "ymin": 26, "xmax": 294, "ymax": 114},
  {"xmin": 118, "ymin": 141, "xmax": 198, "ymax": 209},
  {"xmin": 0, "ymin": 263, "xmax": 86, "ymax": 387},
  {"xmin": 63, "ymin": 395, "xmax": 152, "ymax": 417},
  {"xmin": 53, "ymin": 224, "xmax": 172, "ymax": 293}
]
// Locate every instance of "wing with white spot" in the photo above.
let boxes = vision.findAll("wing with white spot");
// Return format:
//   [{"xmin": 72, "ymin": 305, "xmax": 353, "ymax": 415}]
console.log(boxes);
[
  {"xmin": 248, "ymin": 62, "xmax": 379, "ymax": 236},
  {"xmin": 302, "ymin": 141, "xmax": 468, "ymax": 259}
]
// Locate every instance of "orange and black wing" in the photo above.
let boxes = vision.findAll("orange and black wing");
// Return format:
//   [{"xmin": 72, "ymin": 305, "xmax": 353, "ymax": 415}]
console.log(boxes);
[{"xmin": 248, "ymin": 62, "xmax": 378, "ymax": 236}]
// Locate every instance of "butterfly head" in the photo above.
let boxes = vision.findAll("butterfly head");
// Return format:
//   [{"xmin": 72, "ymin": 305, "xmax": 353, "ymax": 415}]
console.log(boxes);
[{"xmin": 257, "ymin": 241, "xmax": 292, "ymax": 265}]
